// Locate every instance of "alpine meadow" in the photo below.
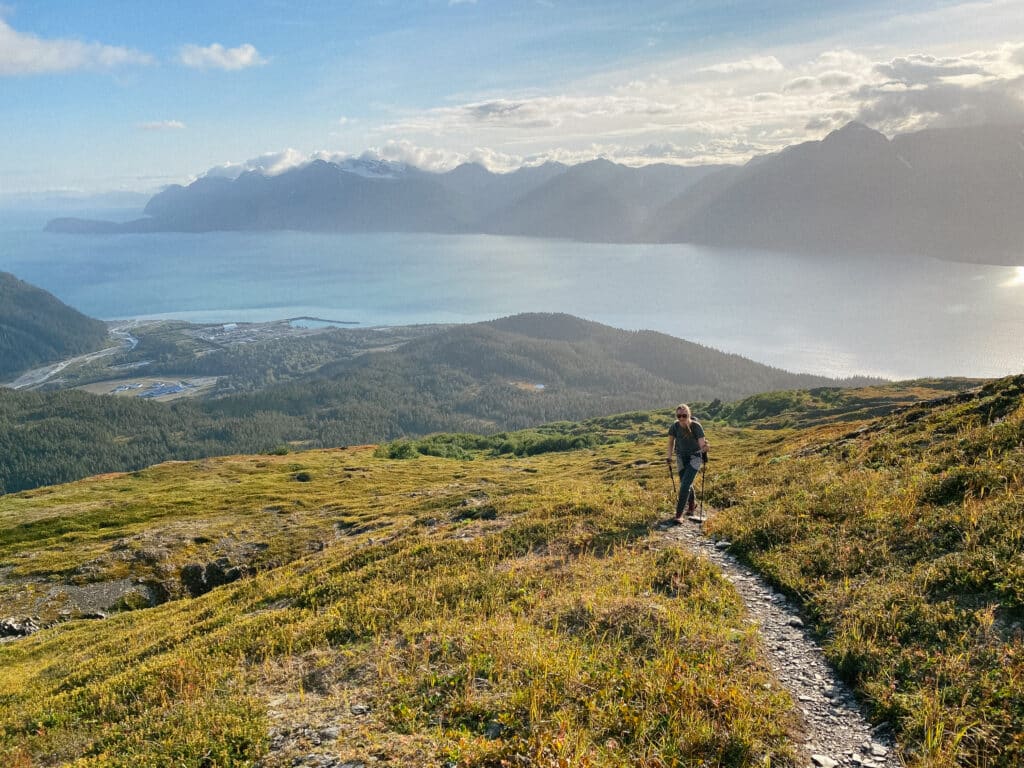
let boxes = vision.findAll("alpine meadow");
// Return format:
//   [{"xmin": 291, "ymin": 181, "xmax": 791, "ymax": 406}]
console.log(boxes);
[{"xmin": 2, "ymin": 3, "xmax": 1024, "ymax": 768}]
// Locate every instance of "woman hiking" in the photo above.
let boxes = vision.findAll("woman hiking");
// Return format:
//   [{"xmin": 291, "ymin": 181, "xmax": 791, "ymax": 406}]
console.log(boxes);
[{"xmin": 666, "ymin": 404, "xmax": 708, "ymax": 521}]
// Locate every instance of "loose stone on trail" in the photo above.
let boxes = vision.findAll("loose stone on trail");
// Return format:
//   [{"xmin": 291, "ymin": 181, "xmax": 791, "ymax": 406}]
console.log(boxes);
[{"xmin": 655, "ymin": 513, "xmax": 901, "ymax": 768}]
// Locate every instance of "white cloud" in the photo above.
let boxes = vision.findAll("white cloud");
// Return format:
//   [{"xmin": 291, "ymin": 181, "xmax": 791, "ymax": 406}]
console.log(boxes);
[
  {"xmin": 783, "ymin": 76, "xmax": 819, "ymax": 92},
  {"xmin": 697, "ymin": 55, "xmax": 784, "ymax": 75},
  {"xmin": 179, "ymin": 43, "xmax": 264, "ymax": 71},
  {"xmin": 360, "ymin": 140, "xmax": 467, "ymax": 172},
  {"xmin": 198, "ymin": 141, "xmax": 532, "ymax": 179},
  {"xmin": 875, "ymin": 53, "xmax": 989, "ymax": 85},
  {"xmin": 201, "ymin": 148, "xmax": 309, "ymax": 179},
  {"xmin": 818, "ymin": 70, "xmax": 856, "ymax": 87},
  {"xmin": 855, "ymin": 45, "xmax": 1024, "ymax": 132},
  {"xmin": 0, "ymin": 17, "xmax": 152, "ymax": 75},
  {"xmin": 138, "ymin": 120, "xmax": 186, "ymax": 131}
]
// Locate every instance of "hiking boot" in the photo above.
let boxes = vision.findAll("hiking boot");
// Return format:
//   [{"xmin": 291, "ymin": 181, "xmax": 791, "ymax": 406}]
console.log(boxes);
[{"xmin": 686, "ymin": 495, "xmax": 697, "ymax": 514}]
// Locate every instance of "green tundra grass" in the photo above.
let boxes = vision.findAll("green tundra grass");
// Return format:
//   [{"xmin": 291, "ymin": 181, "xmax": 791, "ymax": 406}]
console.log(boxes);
[{"xmin": 0, "ymin": 376, "xmax": 1020, "ymax": 767}]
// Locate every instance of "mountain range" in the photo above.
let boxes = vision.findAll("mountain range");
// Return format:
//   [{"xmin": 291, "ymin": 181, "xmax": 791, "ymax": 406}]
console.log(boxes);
[{"xmin": 46, "ymin": 122, "xmax": 1024, "ymax": 263}]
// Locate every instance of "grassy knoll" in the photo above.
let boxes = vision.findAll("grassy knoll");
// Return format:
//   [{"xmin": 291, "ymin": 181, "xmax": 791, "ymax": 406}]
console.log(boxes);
[
  {"xmin": 0, "ymin": 427, "xmax": 797, "ymax": 766},
  {"xmin": 706, "ymin": 375, "xmax": 1024, "ymax": 767}
]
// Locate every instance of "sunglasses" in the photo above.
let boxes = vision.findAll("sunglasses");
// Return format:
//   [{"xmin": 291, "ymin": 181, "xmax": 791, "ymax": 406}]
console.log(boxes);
[{"xmin": 676, "ymin": 413, "xmax": 689, "ymax": 418}]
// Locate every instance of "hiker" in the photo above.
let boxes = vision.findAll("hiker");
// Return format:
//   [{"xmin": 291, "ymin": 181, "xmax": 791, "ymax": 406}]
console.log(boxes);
[{"xmin": 666, "ymin": 404, "xmax": 708, "ymax": 520}]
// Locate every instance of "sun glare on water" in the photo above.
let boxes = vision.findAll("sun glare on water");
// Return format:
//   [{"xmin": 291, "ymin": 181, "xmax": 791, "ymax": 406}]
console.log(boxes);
[{"xmin": 1001, "ymin": 266, "xmax": 1024, "ymax": 287}]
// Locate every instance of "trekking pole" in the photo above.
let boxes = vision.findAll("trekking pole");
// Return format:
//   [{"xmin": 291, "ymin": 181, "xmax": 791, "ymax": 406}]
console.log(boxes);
[
  {"xmin": 667, "ymin": 457, "xmax": 676, "ymax": 495},
  {"xmin": 698, "ymin": 456, "xmax": 708, "ymax": 524}
]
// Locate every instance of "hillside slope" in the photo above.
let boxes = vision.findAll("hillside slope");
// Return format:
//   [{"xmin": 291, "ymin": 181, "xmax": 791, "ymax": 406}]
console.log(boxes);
[
  {"xmin": 1, "ymin": 377, "xmax": 1021, "ymax": 766},
  {"xmin": 707, "ymin": 374, "xmax": 1024, "ymax": 767},
  {"xmin": 0, "ymin": 272, "xmax": 109, "ymax": 378},
  {"xmin": 0, "ymin": 419, "xmax": 799, "ymax": 767}
]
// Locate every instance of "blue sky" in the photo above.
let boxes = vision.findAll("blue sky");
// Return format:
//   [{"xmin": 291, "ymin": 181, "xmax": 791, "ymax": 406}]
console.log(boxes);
[{"xmin": 2, "ymin": 0, "xmax": 1023, "ymax": 195}]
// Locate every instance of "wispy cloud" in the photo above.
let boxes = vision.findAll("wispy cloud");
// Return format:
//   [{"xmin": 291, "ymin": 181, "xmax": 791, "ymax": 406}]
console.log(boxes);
[
  {"xmin": 179, "ymin": 42, "xmax": 264, "ymax": 71},
  {"xmin": 138, "ymin": 120, "xmax": 186, "ymax": 131},
  {"xmin": 697, "ymin": 55, "xmax": 784, "ymax": 75},
  {"xmin": 0, "ymin": 17, "xmax": 152, "ymax": 75}
]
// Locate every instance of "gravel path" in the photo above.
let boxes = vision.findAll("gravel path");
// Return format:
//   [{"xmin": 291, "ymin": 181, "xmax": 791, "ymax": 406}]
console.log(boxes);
[{"xmin": 655, "ymin": 514, "xmax": 903, "ymax": 768}]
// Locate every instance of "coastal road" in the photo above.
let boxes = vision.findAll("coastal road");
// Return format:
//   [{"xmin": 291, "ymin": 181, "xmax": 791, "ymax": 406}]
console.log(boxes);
[{"xmin": 2, "ymin": 326, "xmax": 139, "ymax": 390}]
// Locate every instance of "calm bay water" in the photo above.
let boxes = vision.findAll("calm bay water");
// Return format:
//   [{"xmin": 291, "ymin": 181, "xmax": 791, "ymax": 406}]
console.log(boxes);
[{"xmin": 2, "ymin": 210, "xmax": 1023, "ymax": 380}]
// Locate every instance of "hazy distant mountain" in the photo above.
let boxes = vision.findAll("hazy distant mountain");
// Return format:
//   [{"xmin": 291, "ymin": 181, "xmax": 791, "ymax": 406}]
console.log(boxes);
[
  {"xmin": 0, "ymin": 272, "xmax": 108, "ymax": 378},
  {"xmin": 658, "ymin": 122, "xmax": 1024, "ymax": 262},
  {"xmin": 45, "ymin": 123, "xmax": 1024, "ymax": 262},
  {"xmin": 140, "ymin": 160, "xmax": 472, "ymax": 233},
  {"xmin": 483, "ymin": 160, "xmax": 723, "ymax": 241},
  {"xmin": 434, "ymin": 161, "xmax": 568, "ymax": 221}
]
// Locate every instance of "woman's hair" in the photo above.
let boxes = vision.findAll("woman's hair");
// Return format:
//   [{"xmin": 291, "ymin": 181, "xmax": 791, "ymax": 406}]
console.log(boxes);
[{"xmin": 675, "ymin": 404, "xmax": 693, "ymax": 434}]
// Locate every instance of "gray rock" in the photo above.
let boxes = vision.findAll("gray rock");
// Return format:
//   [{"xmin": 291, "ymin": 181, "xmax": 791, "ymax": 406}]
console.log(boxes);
[
  {"xmin": 0, "ymin": 616, "xmax": 40, "ymax": 637},
  {"xmin": 484, "ymin": 721, "xmax": 504, "ymax": 739},
  {"xmin": 811, "ymin": 756, "xmax": 838, "ymax": 768}
]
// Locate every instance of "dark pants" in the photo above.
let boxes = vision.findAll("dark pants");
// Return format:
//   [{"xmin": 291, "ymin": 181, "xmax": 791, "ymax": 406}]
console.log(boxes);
[{"xmin": 676, "ymin": 463, "xmax": 699, "ymax": 516}]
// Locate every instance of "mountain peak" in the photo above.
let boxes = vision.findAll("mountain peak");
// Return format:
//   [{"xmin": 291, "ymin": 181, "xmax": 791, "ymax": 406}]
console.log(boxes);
[
  {"xmin": 822, "ymin": 121, "xmax": 889, "ymax": 149},
  {"xmin": 336, "ymin": 156, "xmax": 407, "ymax": 179}
]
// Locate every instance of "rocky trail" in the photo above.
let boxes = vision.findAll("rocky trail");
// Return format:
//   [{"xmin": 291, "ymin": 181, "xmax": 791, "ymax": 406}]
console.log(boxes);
[{"xmin": 654, "ymin": 512, "xmax": 902, "ymax": 768}]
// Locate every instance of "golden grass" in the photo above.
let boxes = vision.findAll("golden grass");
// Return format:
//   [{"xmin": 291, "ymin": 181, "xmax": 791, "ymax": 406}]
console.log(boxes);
[{"xmin": 0, "ymin": 435, "xmax": 798, "ymax": 767}]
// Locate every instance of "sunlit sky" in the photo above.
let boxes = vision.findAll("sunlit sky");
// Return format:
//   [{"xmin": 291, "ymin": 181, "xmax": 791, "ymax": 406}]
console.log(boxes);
[{"xmin": 2, "ymin": 1, "xmax": 1023, "ymax": 195}]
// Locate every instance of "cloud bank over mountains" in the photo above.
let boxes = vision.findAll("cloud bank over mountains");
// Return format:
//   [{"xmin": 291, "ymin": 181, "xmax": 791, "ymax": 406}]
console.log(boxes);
[
  {"xmin": 370, "ymin": 41, "xmax": 1024, "ymax": 171},
  {"xmin": 2, "ymin": 2, "xmax": 1023, "ymax": 194},
  {"xmin": 197, "ymin": 40, "xmax": 1024, "ymax": 181}
]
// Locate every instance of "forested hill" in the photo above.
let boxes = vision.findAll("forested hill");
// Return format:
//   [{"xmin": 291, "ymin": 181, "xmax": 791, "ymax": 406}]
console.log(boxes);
[
  {"xmin": 0, "ymin": 272, "xmax": 109, "ymax": 378},
  {"xmin": 208, "ymin": 313, "xmax": 880, "ymax": 434},
  {"xmin": 484, "ymin": 313, "xmax": 860, "ymax": 397},
  {"xmin": 2, "ymin": 313, "xmax": 884, "ymax": 493}
]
